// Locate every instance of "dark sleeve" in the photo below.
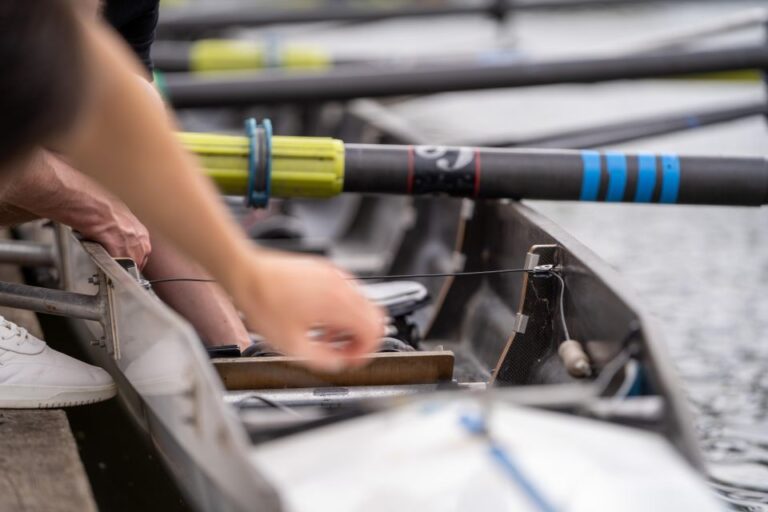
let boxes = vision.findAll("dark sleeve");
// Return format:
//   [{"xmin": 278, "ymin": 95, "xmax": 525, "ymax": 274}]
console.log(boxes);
[{"xmin": 103, "ymin": 0, "xmax": 160, "ymax": 75}]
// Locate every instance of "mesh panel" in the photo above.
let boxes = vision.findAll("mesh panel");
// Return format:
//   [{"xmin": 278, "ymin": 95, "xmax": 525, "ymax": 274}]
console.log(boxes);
[{"xmin": 493, "ymin": 245, "xmax": 566, "ymax": 385}]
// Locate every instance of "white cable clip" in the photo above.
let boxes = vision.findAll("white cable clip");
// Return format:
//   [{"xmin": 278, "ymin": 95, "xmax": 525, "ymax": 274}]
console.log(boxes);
[{"xmin": 531, "ymin": 264, "xmax": 554, "ymax": 275}]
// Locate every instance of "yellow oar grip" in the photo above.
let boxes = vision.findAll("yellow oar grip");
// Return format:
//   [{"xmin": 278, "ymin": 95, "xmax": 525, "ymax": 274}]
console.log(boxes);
[
  {"xmin": 271, "ymin": 136, "xmax": 345, "ymax": 198},
  {"xmin": 178, "ymin": 131, "xmax": 345, "ymax": 199},
  {"xmin": 189, "ymin": 39, "xmax": 331, "ymax": 74}
]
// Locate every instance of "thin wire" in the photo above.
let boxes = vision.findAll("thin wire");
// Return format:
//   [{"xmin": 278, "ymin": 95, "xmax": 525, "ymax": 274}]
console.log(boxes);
[
  {"xmin": 148, "ymin": 277, "xmax": 217, "ymax": 284},
  {"xmin": 552, "ymin": 272, "xmax": 571, "ymax": 341},
  {"xmin": 590, "ymin": 323, "xmax": 642, "ymax": 397},
  {"xmin": 147, "ymin": 267, "xmax": 535, "ymax": 285},
  {"xmin": 236, "ymin": 393, "xmax": 304, "ymax": 418},
  {"xmin": 353, "ymin": 268, "xmax": 532, "ymax": 280}
]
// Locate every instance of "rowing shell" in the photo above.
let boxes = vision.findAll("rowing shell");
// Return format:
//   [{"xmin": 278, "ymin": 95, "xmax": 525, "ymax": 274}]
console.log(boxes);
[{"xmin": 24, "ymin": 190, "xmax": 711, "ymax": 511}]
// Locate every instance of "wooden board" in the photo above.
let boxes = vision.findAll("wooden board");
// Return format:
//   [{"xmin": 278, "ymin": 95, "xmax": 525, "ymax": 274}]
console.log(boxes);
[
  {"xmin": 0, "ymin": 248, "xmax": 97, "ymax": 512},
  {"xmin": 0, "ymin": 410, "xmax": 97, "ymax": 512},
  {"xmin": 214, "ymin": 351, "xmax": 455, "ymax": 390}
]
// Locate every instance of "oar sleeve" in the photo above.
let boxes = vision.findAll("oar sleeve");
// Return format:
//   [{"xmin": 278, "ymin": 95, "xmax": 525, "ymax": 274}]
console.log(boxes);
[{"xmin": 344, "ymin": 144, "xmax": 768, "ymax": 206}]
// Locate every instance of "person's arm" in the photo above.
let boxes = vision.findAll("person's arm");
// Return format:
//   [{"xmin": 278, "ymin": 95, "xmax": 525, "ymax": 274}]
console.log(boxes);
[
  {"xmin": 61, "ymin": 18, "xmax": 383, "ymax": 371},
  {"xmin": 2, "ymin": 149, "xmax": 151, "ymax": 267}
]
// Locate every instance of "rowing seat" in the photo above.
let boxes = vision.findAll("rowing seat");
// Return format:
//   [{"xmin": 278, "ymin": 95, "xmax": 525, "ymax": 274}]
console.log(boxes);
[{"xmin": 360, "ymin": 280, "xmax": 429, "ymax": 318}]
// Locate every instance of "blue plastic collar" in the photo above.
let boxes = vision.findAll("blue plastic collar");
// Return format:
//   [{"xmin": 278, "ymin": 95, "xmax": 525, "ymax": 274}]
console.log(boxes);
[{"xmin": 244, "ymin": 117, "xmax": 273, "ymax": 208}]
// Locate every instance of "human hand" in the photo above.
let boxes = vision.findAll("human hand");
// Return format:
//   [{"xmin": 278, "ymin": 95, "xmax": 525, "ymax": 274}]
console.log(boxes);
[
  {"xmin": 0, "ymin": 150, "xmax": 153, "ymax": 268},
  {"xmin": 76, "ymin": 197, "xmax": 152, "ymax": 269},
  {"xmin": 229, "ymin": 249, "xmax": 385, "ymax": 372}
]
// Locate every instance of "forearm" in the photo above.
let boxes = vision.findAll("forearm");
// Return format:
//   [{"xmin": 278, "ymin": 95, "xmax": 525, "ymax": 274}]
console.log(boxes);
[
  {"xmin": 2, "ymin": 149, "xmax": 117, "ymax": 229},
  {"xmin": 143, "ymin": 235, "xmax": 251, "ymax": 349},
  {"xmin": 64, "ymin": 20, "xmax": 254, "ymax": 294}
]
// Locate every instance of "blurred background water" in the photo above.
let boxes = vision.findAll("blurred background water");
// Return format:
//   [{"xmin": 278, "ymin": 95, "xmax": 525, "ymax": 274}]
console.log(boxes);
[{"xmin": 189, "ymin": 1, "xmax": 768, "ymax": 508}]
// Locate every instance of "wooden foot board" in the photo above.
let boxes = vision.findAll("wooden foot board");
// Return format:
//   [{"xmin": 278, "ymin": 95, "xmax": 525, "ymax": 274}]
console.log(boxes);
[{"xmin": 213, "ymin": 351, "xmax": 455, "ymax": 390}]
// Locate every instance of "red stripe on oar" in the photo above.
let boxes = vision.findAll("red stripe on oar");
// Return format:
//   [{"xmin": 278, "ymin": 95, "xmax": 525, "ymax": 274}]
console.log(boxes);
[
  {"xmin": 407, "ymin": 146, "xmax": 415, "ymax": 194},
  {"xmin": 474, "ymin": 149, "xmax": 482, "ymax": 198}
]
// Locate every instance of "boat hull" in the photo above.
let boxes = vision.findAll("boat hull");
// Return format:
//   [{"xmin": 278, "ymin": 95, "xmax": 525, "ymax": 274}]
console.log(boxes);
[{"xmin": 28, "ymin": 196, "xmax": 701, "ymax": 511}]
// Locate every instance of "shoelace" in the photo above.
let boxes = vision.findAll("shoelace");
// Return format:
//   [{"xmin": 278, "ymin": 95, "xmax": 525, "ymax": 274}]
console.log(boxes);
[{"xmin": 0, "ymin": 316, "xmax": 29, "ymax": 345}]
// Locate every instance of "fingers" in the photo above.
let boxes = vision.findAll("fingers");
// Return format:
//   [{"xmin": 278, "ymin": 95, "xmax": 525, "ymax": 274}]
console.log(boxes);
[
  {"xmin": 302, "ymin": 282, "xmax": 385, "ymax": 370},
  {"xmin": 110, "ymin": 234, "xmax": 150, "ymax": 270},
  {"xmin": 239, "ymin": 253, "xmax": 388, "ymax": 372},
  {"xmin": 312, "ymin": 270, "xmax": 383, "ymax": 338},
  {"xmin": 136, "ymin": 233, "xmax": 152, "ymax": 270},
  {"xmin": 83, "ymin": 215, "xmax": 152, "ymax": 269},
  {"xmin": 258, "ymin": 300, "xmax": 384, "ymax": 373},
  {"xmin": 307, "ymin": 325, "xmax": 385, "ymax": 368},
  {"xmin": 283, "ymin": 331, "xmax": 374, "ymax": 373},
  {"xmin": 120, "ymin": 222, "xmax": 152, "ymax": 270}
]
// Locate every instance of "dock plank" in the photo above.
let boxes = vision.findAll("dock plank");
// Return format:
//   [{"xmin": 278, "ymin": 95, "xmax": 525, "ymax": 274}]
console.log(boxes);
[
  {"xmin": 0, "ymin": 252, "xmax": 97, "ymax": 512},
  {"xmin": 0, "ymin": 410, "xmax": 97, "ymax": 512}
]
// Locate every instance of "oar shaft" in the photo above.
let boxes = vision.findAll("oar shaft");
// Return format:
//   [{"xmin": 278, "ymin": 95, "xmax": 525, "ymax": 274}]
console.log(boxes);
[
  {"xmin": 181, "ymin": 121, "xmax": 768, "ymax": 207},
  {"xmin": 164, "ymin": 45, "xmax": 768, "ymax": 108},
  {"xmin": 158, "ymin": 3, "xmax": 489, "ymax": 35},
  {"xmin": 342, "ymin": 144, "xmax": 768, "ymax": 205},
  {"xmin": 158, "ymin": 0, "xmax": 732, "ymax": 35},
  {"xmin": 153, "ymin": 39, "xmax": 524, "ymax": 74},
  {"xmin": 496, "ymin": 101, "xmax": 768, "ymax": 149}
]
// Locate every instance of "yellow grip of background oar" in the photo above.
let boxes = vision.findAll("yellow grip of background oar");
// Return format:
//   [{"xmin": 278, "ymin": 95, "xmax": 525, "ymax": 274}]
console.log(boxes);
[
  {"xmin": 190, "ymin": 40, "xmax": 265, "ymax": 73},
  {"xmin": 280, "ymin": 46, "xmax": 331, "ymax": 70},
  {"xmin": 189, "ymin": 39, "xmax": 331, "ymax": 74},
  {"xmin": 178, "ymin": 131, "xmax": 345, "ymax": 199}
]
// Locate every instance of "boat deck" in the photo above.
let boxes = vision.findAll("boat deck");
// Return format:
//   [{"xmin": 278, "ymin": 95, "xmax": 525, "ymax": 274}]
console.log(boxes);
[{"xmin": 421, "ymin": 340, "xmax": 492, "ymax": 383}]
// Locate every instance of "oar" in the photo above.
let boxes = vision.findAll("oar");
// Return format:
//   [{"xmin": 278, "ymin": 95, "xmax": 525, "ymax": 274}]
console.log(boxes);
[
  {"xmin": 487, "ymin": 101, "xmax": 768, "ymax": 149},
  {"xmin": 159, "ymin": 45, "xmax": 768, "ymax": 108},
  {"xmin": 157, "ymin": 0, "xmax": 731, "ymax": 36},
  {"xmin": 157, "ymin": 0, "xmax": 508, "ymax": 36},
  {"xmin": 152, "ymin": 40, "xmax": 336, "ymax": 73},
  {"xmin": 152, "ymin": 39, "xmax": 523, "ymax": 74},
  {"xmin": 180, "ymin": 118, "xmax": 768, "ymax": 208},
  {"xmin": 606, "ymin": 7, "xmax": 768, "ymax": 56},
  {"xmin": 153, "ymin": 7, "xmax": 768, "ymax": 75},
  {"xmin": 346, "ymin": 98, "xmax": 768, "ymax": 149}
]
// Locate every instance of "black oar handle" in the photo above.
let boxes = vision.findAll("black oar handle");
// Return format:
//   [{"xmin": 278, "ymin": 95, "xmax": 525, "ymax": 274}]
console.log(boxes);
[{"xmin": 343, "ymin": 144, "xmax": 768, "ymax": 206}]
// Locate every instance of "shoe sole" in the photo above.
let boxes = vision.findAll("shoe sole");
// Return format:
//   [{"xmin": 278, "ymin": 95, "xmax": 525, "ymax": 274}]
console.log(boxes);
[{"xmin": 0, "ymin": 382, "xmax": 117, "ymax": 409}]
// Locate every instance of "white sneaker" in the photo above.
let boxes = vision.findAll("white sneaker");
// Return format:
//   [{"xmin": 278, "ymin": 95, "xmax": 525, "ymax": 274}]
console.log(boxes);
[{"xmin": 0, "ymin": 317, "xmax": 116, "ymax": 408}]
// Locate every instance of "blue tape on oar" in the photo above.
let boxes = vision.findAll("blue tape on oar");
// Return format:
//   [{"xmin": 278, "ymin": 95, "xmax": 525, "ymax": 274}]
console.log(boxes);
[
  {"xmin": 579, "ymin": 151, "xmax": 601, "ymax": 201},
  {"xmin": 605, "ymin": 152, "xmax": 627, "ymax": 202},
  {"xmin": 244, "ymin": 117, "xmax": 259, "ymax": 208},
  {"xmin": 660, "ymin": 155, "xmax": 681, "ymax": 204},
  {"xmin": 634, "ymin": 153, "xmax": 656, "ymax": 203},
  {"xmin": 262, "ymin": 118, "xmax": 273, "ymax": 205},
  {"xmin": 244, "ymin": 117, "xmax": 272, "ymax": 208}
]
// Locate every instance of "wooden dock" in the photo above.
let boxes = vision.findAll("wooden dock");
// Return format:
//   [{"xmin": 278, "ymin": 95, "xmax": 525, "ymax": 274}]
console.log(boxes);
[{"xmin": 0, "ymin": 260, "xmax": 97, "ymax": 512}]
